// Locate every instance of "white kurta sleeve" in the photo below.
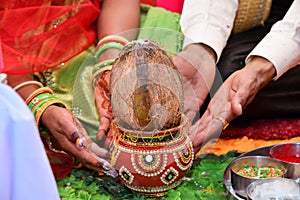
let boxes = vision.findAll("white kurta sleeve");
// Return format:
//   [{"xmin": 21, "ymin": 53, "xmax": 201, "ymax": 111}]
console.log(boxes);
[
  {"xmin": 246, "ymin": 0, "xmax": 300, "ymax": 79},
  {"xmin": 180, "ymin": 0, "xmax": 238, "ymax": 61},
  {"xmin": 0, "ymin": 84, "xmax": 60, "ymax": 200}
]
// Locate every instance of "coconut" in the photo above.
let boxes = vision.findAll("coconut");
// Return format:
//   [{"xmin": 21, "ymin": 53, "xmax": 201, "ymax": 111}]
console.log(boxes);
[{"xmin": 110, "ymin": 39, "xmax": 184, "ymax": 131}]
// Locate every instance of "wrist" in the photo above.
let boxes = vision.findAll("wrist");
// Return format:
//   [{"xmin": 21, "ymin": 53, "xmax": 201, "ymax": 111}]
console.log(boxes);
[
  {"xmin": 198, "ymin": 43, "xmax": 217, "ymax": 63},
  {"xmin": 8, "ymin": 76, "xmax": 43, "ymax": 100},
  {"xmin": 185, "ymin": 43, "xmax": 217, "ymax": 63},
  {"xmin": 98, "ymin": 48, "xmax": 121, "ymax": 62},
  {"xmin": 247, "ymin": 56, "xmax": 276, "ymax": 86},
  {"xmin": 95, "ymin": 35, "xmax": 128, "ymax": 63}
]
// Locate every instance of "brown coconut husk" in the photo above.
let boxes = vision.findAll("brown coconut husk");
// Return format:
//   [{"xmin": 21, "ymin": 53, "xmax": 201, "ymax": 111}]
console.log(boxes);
[{"xmin": 110, "ymin": 39, "xmax": 184, "ymax": 131}]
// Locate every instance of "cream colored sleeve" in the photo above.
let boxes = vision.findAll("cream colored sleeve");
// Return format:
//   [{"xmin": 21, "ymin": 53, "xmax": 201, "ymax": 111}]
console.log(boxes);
[
  {"xmin": 246, "ymin": 0, "xmax": 300, "ymax": 79},
  {"xmin": 180, "ymin": 0, "xmax": 238, "ymax": 61}
]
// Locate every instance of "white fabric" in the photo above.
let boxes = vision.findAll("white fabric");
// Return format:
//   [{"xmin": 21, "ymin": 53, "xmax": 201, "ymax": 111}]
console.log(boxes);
[
  {"xmin": 0, "ymin": 84, "xmax": 60, "ymax": 200},
  {"xmin": 180, "ymin": 0, "xmax": 238, "ymax": 61},
  {"xmin": 246, "ymin": 0, "xmax": 300, "ymax": 79},
  {"xmin": 181, "ymin": 0, "xmax": 300, "ymax": 79}
]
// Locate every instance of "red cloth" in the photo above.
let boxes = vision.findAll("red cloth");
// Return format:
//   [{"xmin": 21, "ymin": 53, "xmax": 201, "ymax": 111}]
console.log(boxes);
[
  {"xmin": 0, "ymin": 0, "xmax": 101, "ymax": 179},
  {"xmin": 0, "ymin": 0, "xmax": 100, "ymax": 75}
]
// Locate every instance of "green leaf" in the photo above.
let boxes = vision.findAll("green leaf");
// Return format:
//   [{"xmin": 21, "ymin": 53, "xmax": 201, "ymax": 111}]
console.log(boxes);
[
  {"xmin": 57, "ymin": 153, "xmax": 239, "ymax": 200},
  {"xmin": 58, "ymin": 186, "xmax": 75, "ymax": 198},
  {"xmin": 78, "ymin": 191, "xmax": 92, "ymax": 200}
]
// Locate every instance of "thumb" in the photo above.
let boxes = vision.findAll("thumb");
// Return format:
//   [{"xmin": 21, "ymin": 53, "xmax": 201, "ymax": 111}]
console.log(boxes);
[{"xmin": 231, "ymin": 96, "xmax": 243, "ymax": 117}]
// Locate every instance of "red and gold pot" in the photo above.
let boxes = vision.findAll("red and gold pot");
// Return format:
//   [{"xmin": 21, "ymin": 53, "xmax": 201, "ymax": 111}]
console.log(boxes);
[{"xmin": 110, "ymin": 117, "xmax": 194, "ymax": 197}]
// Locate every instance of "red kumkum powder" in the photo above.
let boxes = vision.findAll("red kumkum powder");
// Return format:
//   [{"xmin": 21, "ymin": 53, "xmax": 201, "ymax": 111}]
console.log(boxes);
[{"xmin": 271, "ymin": 144, "xmax": 300, "ymax": 163}]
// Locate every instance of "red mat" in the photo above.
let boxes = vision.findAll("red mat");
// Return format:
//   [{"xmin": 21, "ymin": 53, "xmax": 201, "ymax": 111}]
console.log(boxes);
[{"xmin": 220, "ymin": 118, "xmax": 300, "ymax": 140}]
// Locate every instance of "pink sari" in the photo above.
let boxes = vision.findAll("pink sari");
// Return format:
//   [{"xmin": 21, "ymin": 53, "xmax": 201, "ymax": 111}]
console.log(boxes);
[{"xmin": 141, "ymin": 0, "xmax": 184, "ymax": 14}]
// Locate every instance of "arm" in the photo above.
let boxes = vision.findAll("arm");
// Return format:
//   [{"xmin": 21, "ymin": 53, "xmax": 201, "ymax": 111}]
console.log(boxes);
[
  {"xmin": 173, "ymin": 0, "xmax": 237, "ymax": 124},
  {"xmin": 246, "ymin": 0, "xmax": 300, "ymax": 79},
  {"xmin": 7, "ymin": 0, "xmax": 141, "ymax": 176},
  {"xmin": 93, "ymin": 0, "xmax": 141, "ymax": 140},
  {"xmin": 228, "ymin": 0, "xmax": 300, "ymax": 118},
  {"xmin": 7, "ymin": 73, "xmax": 116, "ymax": 176},
  {"xmin": 180, "ymin": 0, "xmax": 238, "ymax": 61},
  {"xmin": 192, "ymin": 0, "xmax": 300, "ymax": 154},
  {"xmin": 97, "ymin": 0, "xmax": 140, "ymax": 41}
]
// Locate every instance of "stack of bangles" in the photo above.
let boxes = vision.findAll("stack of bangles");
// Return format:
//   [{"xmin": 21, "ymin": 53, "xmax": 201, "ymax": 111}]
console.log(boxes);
[
  {"xmin": 92, "ymin": 35, "xmax": 129, "ymax": 88},
  {"xmin": 19, "ymin": 84, "xmax": 66, "ymax": 126}
]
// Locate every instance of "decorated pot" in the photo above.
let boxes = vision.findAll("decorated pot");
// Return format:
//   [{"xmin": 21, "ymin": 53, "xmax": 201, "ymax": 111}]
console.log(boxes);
[
  {"xmin": 110, "ymin": 118, "xmax": 194, "ymax": 197},
  {"xmin": 109, "ymin": 39, "xmax": 194, "ymax": 196}
]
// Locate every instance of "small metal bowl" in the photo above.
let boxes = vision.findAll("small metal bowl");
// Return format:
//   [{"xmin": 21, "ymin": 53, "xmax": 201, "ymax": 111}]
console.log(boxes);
[
  {"xmin": 247, "ymin": 178, "xmax": 300, "ymax": 200},
  {"xmin": 270, "ymin": 142, "xmax": 300, "ymax": 181},
  {"xmin": 230, "ymin": 156, "xmax": 287, "ymax": 198}
]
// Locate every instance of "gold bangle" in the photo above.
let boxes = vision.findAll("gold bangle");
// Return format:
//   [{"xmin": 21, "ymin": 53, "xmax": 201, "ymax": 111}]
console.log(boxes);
[
  {"xmin": 34, "ymin": 99, "xmax": 66, "ymax": 126},
  {"xmin": 25, "ymin": 87, "xmax": 54, "ymax": 105},
  {"xmin": 14, "ymin": 81, "xmax": 43, "ymax": 91},
  {"xmin": 96, "ymin": 35, "xmax": 128, "ymax": 48},
  {"xmin": 215, "ymin": 115, "xmax": 229, "ymax": 130}
]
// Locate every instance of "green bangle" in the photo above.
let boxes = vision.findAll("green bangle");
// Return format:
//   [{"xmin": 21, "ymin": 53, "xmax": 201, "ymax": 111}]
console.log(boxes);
[
  {"xmin": 28, "ymin": 93, "xmax": 55, "ymax": 110},
  {"xmin": 95, "ymin": 42, "xmax": 124, "ymax": 59},
  {"xmin": 31, "ymin": 97, "xmax": 58, "ymax": 117},
  {"xmin": 92, "ymin": 59, "xmax": 114, "ymax": 75},
  {"xmin": 34, "ymin": 98, "xmax": 66, "ymax": 125}
]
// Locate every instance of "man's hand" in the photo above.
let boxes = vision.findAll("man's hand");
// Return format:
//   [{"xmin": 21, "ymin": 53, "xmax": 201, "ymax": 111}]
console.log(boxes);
[
  {"xmin": 191, "ymin": 56, "xmax": 276, "ymax": 153},
  {"xmin": 173, "ymin": 43, "xmax": 216, "ymax": 137}
]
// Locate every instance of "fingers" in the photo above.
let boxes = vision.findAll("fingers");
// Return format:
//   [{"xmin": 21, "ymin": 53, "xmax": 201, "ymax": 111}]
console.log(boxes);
[
  {"xmin": 84, "ymin": 153, "xmax": 118, "ymax": 178},
  {"xmin": 41, "ymin": 105, "xmax": 117, "ymax": 177},
  {"xmin": 97, "ymin": 114, "xmax": 111, "ymax": 141},
  {"xmin": 43, "ymin": 106, "xmax": 87, "ymax": 148},
  {"xmin": 191, "ymin": 112, "xmax": 224, "ymax": 154},
  {"xmin": 79, "ymin": 150, "xmax": 118, "ymax": 178},
  {"xmin": 90, "ymin": 142, "xmax": 110, "ymax": 158},
  {"xmin": 70, "ymin": 131, "xmax": 86, "ymax": 148},
  {"xmin": 231, "ymin": 99, "xmax": 243, "ymax": 116},
  {"xmin": 94, "ymin": 73, "xmax": 113, "ymax": 140},
  {"xmin": 55, "ymin": 132, "xmax": 117, "ymax": 178},
  {"xmin": 79, "ymin": 146, "xmax": 118, "ymax": 178}
]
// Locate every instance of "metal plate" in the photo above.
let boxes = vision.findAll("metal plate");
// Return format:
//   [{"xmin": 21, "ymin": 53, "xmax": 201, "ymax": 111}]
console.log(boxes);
[{"xmin": 223, "ymin": 145, "xmax": 274, "ymax": 200}]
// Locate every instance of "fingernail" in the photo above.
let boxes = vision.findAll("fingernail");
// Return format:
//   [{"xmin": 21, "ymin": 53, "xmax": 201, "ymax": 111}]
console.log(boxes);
[
  {"xmin": 102, "ymin": 161, "xmax": 111, "ymax": 171},
  {"xmin": 97, "ymin": 157, "xmax": 111, "ymax": 170},
  {"xmin": 103, "ymin": 168, "xmax": 118, "ymax": 178}
]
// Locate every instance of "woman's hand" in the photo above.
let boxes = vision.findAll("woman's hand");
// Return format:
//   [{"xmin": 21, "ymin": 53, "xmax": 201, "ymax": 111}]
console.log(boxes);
[
  {"xmin": 191, "ymin": 56, "xmax": 276, "ymax": 153},
  {"xmin": 173, "ymin": 43, "xmax": 216, "ymax": 133},
  {"xmin": 94, "ymin": 48, "xmax": 120, "ymax": 145},
  {"xmin": 41, "ymin": 105, "xmax": 118, "ymax": 177}
]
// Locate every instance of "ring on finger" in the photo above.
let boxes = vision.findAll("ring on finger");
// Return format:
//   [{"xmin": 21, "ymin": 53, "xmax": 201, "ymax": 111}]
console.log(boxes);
[
  {"xmin": 71, "ymin": 132, "xmax": 85, "ymax": 148},
  {"xmin": 215, "ymin": 115, "xmax": 229, "ymax": 130}
]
